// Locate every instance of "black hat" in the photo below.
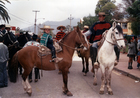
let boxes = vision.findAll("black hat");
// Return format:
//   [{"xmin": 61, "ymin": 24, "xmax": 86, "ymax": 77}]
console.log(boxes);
[
  {"xmin": 0, "ymin": 24, "xmax": 5, "ymax": 29},
  {"xmin": 32, "ymin": 34, "xmax": 37, "ymax": 41}
]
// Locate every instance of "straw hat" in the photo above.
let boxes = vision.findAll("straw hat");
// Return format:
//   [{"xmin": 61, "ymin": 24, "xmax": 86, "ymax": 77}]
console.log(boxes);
[
  {"xmin": 57, "ymin": 25, "xmax": 66, "ymax": 30},
  {"xmin": 40, "ymin": 25, "xmax": 54, "ymax": 30},
  {"xmin": 84, "ymin": 25, "xmax": 89, "ymax": 29},
  {"xmin": 5, "ymin": 25, "xmax": 11, "ymax": 29},
  {"xmin": 98, "ymin": 12, "xmax": 107, "ymax": 16}
]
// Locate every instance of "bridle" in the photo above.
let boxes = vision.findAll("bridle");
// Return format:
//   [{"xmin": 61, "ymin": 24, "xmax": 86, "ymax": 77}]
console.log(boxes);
[
  {"xmin": 105, "ymin": 27, "xmax": 124, "ymax": 47},
  {"xmin": 58, "ymin": 31, "xmax": 88, "ymax": 50}
]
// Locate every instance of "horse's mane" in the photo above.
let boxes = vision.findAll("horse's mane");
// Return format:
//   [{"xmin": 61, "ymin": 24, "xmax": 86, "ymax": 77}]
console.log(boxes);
[
  {"xmin": 116, "ymin": 25, "xmax": 123, "ymax": 34},
  {"xmin": 60, "ymin": 31, "xmax": 72, "ymax": 43}
]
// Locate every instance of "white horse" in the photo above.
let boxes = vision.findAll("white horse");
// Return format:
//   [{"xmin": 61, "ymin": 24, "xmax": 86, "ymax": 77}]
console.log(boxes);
[{"xmin": 93, "ymin": 22, "xmax": 125, "ymax": 95}]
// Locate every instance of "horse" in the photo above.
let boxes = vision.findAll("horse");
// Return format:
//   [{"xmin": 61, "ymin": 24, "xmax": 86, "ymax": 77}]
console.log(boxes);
[
  {"xmin": 93, "ymin": 22, "xmax": 125, "ymax": 95},
  {"xmin": 16, "ymin": 32, "xmax": 32, "ymax": 74},
  {"xmin": 9, "ymin": 27, "xmax": 89, "ymax": 96},
  {"xmin": 2, "ymin": 31, "xmax": 19, "ymax": 81},
  {"xmin": 17, "ymin": 32, "xmax": 32, "ymax": 48},
  {"xmin": 77, "ymin": 44, "xmax": 96, "ymax": 76}
]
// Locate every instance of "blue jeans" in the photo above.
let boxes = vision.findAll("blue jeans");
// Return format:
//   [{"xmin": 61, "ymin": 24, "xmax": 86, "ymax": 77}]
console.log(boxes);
[
  {"xmin": 0, "ymin": 61, "xmax": 8, "ymax": 87},
  {"xmin": 137, "ymin": 63, "xmax": 140, "ymax": 68}
]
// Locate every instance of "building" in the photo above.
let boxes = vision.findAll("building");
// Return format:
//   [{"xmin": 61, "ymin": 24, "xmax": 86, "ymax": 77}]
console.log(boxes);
[{"xmin": 117, "ymin": 18, "xmax": 133, "ymax": 35}]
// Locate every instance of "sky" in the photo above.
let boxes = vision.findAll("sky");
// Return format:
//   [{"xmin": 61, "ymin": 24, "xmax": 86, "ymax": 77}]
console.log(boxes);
[{"xmin": 2, "ymin": 0, "xmax": 122, "ymax": 29}]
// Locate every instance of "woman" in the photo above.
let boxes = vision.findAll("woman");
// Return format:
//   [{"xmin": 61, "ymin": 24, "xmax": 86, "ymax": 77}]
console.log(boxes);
[
  {"xmin": 40, "ymin": 25, "xmax": 63, "ymax": 63},
  {"xmin": 127, "ymin": 37, "xmax": 136, "ymax": 69}
]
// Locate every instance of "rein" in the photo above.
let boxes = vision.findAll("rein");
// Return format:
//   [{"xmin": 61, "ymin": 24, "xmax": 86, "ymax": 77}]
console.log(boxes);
[{"xmin": 58, "ymin": 31, "xmax": 87, "ymax": 50}]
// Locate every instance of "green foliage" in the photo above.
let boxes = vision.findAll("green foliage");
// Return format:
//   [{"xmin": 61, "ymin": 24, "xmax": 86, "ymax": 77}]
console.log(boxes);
[
  {"xmin": 95, "ymin": 0, "xmax": 116, "ymax": 22},
  {"xmin": 0, "ymin": 0, "xmax": 10, "ymax": 23},
  {"xmin": 131, "ymin": 21, "xmax": 140, "ymax": 35},
  {"xmin": 127, "ymin": 0, "xmax": 140, "ymax": 35},
  {"xmin": 77, "ymin": 15, "xmax": 98, "ymax": 30}
]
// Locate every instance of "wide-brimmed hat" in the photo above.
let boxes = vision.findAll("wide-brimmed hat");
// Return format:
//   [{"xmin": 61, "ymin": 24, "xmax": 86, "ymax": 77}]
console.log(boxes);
[
  {"xmin": 57, "ymin": 25, "xmax": 66, "ymax": 30},
  {"xmin": 98, "ymin": 12, "xmax": 107, "ymax": 16},
  {"xmin": 84, "ymin": 25, "xmax": 89, "ymax": 29},
  {"xmin": 40, "ymin": 25, "xmax": 54, "ymax": 30},
  {"xmin": 5, "ymin": 25, "xmax": 11, "ymax": 29}
]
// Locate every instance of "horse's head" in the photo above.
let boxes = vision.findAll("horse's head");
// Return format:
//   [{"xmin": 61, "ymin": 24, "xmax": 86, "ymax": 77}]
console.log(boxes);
[
  {"xmin": 3, "ymin": 31, "xmax": 19, "ymax": 47},
  {"xmin": 75, "ymin": 26, "xmax": 89, "ymax": 50},
  {"xmin": 110, "ymin": 22, "xmax": 125, "ymax": 49}
]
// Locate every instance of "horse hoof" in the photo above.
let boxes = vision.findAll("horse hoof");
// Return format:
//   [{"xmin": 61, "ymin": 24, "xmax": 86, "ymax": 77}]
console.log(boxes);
[
  {"xmin": 108, "ymin": 91, "xmax": 113, "ymax": 95},
  {"xmin": 83, "ymin": 73, "xmax": 87, "ymax": 76},
  {"xmin": 66, "ymin": 91, "xmax": 73, "ymax": 96},
  {"xmin": 27, "ymin": 92, "xmax": 32, "ymax": 96},
  {"xmin": 93, "ymin": 82, "xmax": 97, "ymax": 86},
  {"xmin": 99, "ymin": 90, "xmax": 104, "ymax": 94}
]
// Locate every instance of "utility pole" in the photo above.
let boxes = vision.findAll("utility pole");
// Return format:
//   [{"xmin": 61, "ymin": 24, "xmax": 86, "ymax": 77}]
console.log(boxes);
[
  {"xmin": 33, "ymin": 10, "xmax": 40, "ymax": 34},
  {"xmin": 68, "ymin": 14, "xmax": 74, "ymax": 32}
]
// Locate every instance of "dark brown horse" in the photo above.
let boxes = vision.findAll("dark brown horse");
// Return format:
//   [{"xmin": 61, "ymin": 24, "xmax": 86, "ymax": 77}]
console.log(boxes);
[{"xmin": 9, "ymin": 27, "xmax": 89, "ymax": 96}]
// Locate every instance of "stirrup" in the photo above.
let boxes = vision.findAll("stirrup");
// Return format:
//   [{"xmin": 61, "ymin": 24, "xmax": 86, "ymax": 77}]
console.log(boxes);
[{"xmin": 51, "ymin": 57, "xmax": 63, "ymax": 63}]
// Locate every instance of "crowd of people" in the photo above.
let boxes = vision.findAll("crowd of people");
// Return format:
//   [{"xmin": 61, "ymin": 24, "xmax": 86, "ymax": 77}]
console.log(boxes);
[{"xmin": 0, "ymin": 11, "xmax": 139, "ymax": 88}]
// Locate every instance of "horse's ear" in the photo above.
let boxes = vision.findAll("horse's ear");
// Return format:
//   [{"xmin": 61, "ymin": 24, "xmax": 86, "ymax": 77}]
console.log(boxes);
[
  {"xmin": 112, "ymin": 21, "xmax": 116, "ymax": 28},
  {"xmin": 76, "ymin": 26, "xmax": 80, "ymax": 33}
]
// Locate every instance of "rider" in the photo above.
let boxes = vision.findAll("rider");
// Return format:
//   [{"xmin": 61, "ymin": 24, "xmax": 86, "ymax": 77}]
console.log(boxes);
[
  {"xmin": 40, "ymin": 25, "xmax": 63, "ymax": 63},
  {"xmin": 0, "ymin": 24, "xmax": 5, "ymax": 36},
  {"xmin": 84, "ymin": 12, "xmax": 111, "ymax": 71},
  {"xmin": 56, "ymin": 25, "xmax": 66, "ymax": 41}
]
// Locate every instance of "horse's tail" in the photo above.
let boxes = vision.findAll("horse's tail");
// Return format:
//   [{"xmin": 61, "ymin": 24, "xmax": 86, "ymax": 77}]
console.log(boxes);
[{"xmin": 9, "ymin": 52, "xmax": 19, "ymax": 83}]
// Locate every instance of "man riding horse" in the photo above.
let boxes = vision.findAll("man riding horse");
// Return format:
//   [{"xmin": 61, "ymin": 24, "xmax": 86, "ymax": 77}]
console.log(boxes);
[{"xmin": 84, "ymin": 12, "xmax": 111, "ymax": 71}]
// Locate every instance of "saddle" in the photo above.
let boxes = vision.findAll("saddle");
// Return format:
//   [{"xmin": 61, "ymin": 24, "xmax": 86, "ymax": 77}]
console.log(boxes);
[{"xmin": 37, "ymin": 42, "xmax": 62, "ymax": 57}]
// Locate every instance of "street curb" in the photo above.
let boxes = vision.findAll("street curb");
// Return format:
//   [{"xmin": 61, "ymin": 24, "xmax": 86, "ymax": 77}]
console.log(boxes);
[{"xmin": 113, "ymin": 67, "xmax": 140, "ymax": 81}]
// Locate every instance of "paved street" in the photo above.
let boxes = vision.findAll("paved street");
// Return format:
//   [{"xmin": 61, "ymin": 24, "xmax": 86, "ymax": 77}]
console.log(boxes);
[{"xmin": 0, "ymin": 54, "xmax": 140, "ymax": 98}]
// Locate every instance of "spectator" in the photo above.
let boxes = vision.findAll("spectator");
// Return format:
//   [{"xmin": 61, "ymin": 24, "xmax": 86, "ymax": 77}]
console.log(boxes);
[
  {"xmin": 137, "ymin": 47, "xmax": 140, "ymax": 69},
  {"xmin": 133, "ymin": 36, "xmax": 138, "ymax": 61},
  {"xmin": 0, "ymin": 35, "xmax": 9, "ymax": 88},
  {"xmin": 122, "ymin": 37, "xmax": 128, "ymax": 54},
  {"xmin": 127, "ymin": 37, "xmax": 136, "ymax": 69}
]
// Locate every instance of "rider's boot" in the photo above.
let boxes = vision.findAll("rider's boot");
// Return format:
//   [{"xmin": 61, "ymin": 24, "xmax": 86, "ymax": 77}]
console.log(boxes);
[{"xmin": 51, "ymin": 48, "xmax": 63, "ymax": 63}]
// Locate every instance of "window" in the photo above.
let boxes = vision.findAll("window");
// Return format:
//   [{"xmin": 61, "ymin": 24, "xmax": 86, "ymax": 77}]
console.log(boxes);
[{"xmin": 122, "ymin": 23, "xmax": 127, "ymax": 29}]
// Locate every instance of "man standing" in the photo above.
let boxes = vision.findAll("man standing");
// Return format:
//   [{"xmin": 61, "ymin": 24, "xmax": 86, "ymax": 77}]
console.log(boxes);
[
  {"xmin": 0, "ymin": 35, "xmax": 9, "ymax": 88},
  {"xmin": 0, "ymin": 24, "xmax": 5, "ymax": 36},
  {"xmin": 84, "ymin": 12, "xmax": 111, "ymax": 71}
]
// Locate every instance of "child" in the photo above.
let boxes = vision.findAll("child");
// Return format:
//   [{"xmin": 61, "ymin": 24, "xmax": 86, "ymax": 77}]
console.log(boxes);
[
  {"xmin": 137, "ymin": 47, "xmax": 140, "ymax": 69},
  {"xmin": 56, "ymin": 25, "xmax": 66, "ymax": 41},
  {"xmin": 0, "ymin": 35, "xmax": 9, "ymax": 88},
  {"xmin": 40, "ymin": 25, "xmax": 63, "ymax": 63},
  {"xmin": 127, "ymin": 37, "xmax": 136, "ymax": 69}
]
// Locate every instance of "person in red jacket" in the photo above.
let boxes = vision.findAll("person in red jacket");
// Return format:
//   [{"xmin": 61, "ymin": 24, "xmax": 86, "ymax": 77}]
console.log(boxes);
[{"xmin": 56, "ymin": 25, "xmax": 66, "ymax": 41}]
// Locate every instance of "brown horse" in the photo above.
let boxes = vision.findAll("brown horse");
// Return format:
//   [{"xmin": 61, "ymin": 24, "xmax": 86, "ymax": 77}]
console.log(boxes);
[
  {"xmin": 77, "ymin": 44, "xmax": 96, "ymax": 76},
  {"xmin": 9, "ymin": 27, "xmax": 89, "ymax": 96}
]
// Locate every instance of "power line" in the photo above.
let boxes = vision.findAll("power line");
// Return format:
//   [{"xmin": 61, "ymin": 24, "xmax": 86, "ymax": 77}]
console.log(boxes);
[{"xmin": 9, "ymin": 13, "xmax": 33, "ymax": 25}]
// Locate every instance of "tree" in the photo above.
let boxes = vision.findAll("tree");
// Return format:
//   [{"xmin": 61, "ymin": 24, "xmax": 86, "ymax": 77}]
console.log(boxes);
[
  {"xmin": 127, "ymin": 0, "xmax": 140, "ymax": 35},
  {"xmin": 0, "ymin": 0, "xmax": 11, "ymax": 23},
  {"xmin": 77, "ymin": 15, "xmax": 98, "ymax": 30},
  {"xmin": 95, "ymin": 0, "xmax": 116, "ymax": 22}
]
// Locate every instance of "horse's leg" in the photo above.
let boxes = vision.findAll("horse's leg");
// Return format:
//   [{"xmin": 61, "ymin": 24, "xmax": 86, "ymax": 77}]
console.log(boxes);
[
  {"xmin": 99, "ymin": 65, "xmax": 105, "ymax": 94},
  {"xmin": 22, "ymin": 69, "xmax": 32, "ymax": 96},
  {"xmin": 93, "ymin": 67, "xmax": 98, "ymax": 85},
  {"xmin": 82, "ymin": 57, "xmax": 85, "ymax": 72},
  {"xmin": 106, "ymin": 66, "xmax": 114, "ymax": 95},
  {"xmin": 85, "ymin": 57, "xmax": 89, "ymax": 73},
  {"xmin": 62, "ymin": 69, "xmax": 73, "ymax": 96}
]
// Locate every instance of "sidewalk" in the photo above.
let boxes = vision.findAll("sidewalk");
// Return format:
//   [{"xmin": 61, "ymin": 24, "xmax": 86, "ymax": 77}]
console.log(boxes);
[{"xmin": 114, "ymin": 53, "xmax": 140, "ymax": 81}]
